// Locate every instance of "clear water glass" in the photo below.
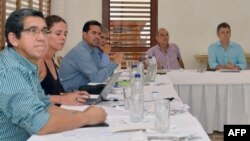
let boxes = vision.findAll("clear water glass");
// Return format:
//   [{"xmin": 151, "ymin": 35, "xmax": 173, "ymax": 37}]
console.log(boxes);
[{"xmin": 155, "ymin": 99, "xmax": 170, "ymax": 133}]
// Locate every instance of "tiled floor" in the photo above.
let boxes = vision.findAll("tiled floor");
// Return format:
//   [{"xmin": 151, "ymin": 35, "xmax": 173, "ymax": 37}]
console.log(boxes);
[{"xmin": 208, "ymin": 131, "xmax": 224, "ymax": 141}]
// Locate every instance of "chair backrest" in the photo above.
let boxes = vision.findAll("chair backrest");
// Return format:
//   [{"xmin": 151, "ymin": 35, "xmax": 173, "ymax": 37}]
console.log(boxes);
[
  {"xmin": 177, "ymin": 57, "xmax": 185, "ymax": 69},
  {"xmin": 206, "ymin": 63, "xmax": 216, "ymax": 71}
]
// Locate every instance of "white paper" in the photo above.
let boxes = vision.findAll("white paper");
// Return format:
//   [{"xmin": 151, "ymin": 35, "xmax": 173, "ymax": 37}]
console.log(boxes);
[
  {"xmin": 107, "ymin": 93, "xmax": 124, "ymax": 100},
  {"xmin": 88, "ymin": 82, "xmax": 106, "ymax": 85},
  {"xmin": 61, "ymin": 105, "xmax": 88, "ymax": 111},
  {"xmin": 62, "ymin": 127, "xmax": 112, "ymax": 139},
  {"xmin": 108, "ymin": 116, "xmax": 154, "ymax": 132},
  {"xmin": 90, "ymin": 94, "xmax": 99, "ymax": 99}
]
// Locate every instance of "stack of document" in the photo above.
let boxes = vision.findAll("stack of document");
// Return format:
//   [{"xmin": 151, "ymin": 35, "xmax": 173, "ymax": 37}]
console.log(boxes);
[
  {"xmin": 170, "ymin": 101, "xmax": 189, "ymax": 115},
  {"xmin": 108, "ymin": 116, "xmax": 154, "ymax": 132}
]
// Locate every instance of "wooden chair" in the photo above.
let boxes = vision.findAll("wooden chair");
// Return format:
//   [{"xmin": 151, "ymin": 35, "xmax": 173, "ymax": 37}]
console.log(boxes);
[
  {"xmin": 177, "ymin": 57, "xmax": 185, "ymax": 69},
  {"xmin": 206, "ymin": 63, "xmax": 216, "ymax": 71}
]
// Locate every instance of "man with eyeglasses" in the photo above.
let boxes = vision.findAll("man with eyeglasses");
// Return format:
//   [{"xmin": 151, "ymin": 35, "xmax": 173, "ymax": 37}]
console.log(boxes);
[
  {"xmin": 0, "ymin": 9, "xmax": 106, "ymax": 141},
  {"xmin": 97, "ymin": 26, "xmax": 112, "ymax": 67},
  {"xmin": 97, "ymin": 26, "xmax": 124, "ymax": 68}
]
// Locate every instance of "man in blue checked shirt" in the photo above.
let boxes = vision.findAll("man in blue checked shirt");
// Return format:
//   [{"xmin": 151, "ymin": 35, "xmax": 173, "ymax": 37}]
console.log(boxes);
[
  {"xmin": 0, "ymin": 9, "xmax": 106, "ymax": 141},
  {"xmin": 208, "ymin": 22, "xmax": 247, "ymax": 70}
]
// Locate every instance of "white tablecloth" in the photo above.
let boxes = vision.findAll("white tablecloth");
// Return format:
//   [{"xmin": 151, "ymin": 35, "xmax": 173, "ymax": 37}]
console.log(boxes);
[
  {"xmin": 28, "ymin": 112, "xmax": 210, "ymax": 141},
  {"xmin": 167, "ymin": 70, "xmax": 250, "ymax": 133},
  {"xmin": 28, "ymin": 75, "xmax": 211, "ymax": 141}
]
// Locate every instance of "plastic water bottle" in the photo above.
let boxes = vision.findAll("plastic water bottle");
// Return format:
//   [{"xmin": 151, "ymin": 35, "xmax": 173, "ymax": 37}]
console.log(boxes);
[
  {"xmin": 130, "ymin": 73, "xmax": 144, "ymax": 122},
  {"xmin": 130, "ymin": 64, "xmax": 138, "ymax": 84},
  {"xmin": 147, "ymin": 56, "xmax": 153, "ymax": 65},
  {"xmin": 147, "ymin": 56, "xmax": 157, "ymax": 82},
  {"xmin": 151, "ymin": 56, "xmax": 157, "ymax": 82},
  {"xmin": 137, "ymin": 60, "xmax": 144, "ymax": 82}
]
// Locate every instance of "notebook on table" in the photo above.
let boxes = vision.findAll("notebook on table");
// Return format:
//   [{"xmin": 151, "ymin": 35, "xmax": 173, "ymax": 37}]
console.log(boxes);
[
  {"xmin": 79, "ymin": 84, "xmax": 105, "ymax": 94},
  {"xmin": 85, "ymin": 72, "xmax": 122, "ymax": 105}
]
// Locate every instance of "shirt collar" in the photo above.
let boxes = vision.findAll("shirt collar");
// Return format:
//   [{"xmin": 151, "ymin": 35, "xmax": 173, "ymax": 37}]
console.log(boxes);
[
  {"xmin": 8, "ymin": 47, "xmax": 37, "ymax": 73},
  {"xmin": 217, "ymin": 41, "xmax": 233, "ymax": 49},
  {"xmin": 156, "ymin": 43, "xmax": 169, "ymax": 52},
  {"xmin": 81, "ymin": 39, "xmax": 95, "ymax": 53}
]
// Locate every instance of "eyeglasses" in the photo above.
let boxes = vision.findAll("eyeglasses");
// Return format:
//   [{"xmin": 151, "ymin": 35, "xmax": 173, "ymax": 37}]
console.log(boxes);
[
  {"xmin": 21, "ymin": 27, "xmax": 50, "ymax": 36},
  {"xmin": 100, "ymin": 36, "xmax": 110, "ymax": 41}
]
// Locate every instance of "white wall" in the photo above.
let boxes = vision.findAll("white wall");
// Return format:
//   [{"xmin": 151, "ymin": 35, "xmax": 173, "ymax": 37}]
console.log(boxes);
[
  {"xmin": 158, "ymin": 0, "xmax": 250, "ymax": 69},
  {"xmin": 50, "ymin": 0, "xmax": 102, "ymax": 56},
  {"xmin": 51, "ymin": 0, "xmax": 250, "ymax": 69}
]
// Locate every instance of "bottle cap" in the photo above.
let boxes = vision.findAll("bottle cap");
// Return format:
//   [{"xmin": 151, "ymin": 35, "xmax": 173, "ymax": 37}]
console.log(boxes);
[
  {"xmin": 132, "ymin": 64, "xmax": 137, "ymax": 68},
  {"xmin": 134, "ymin": 73, "xmax": 141, "ymax": 78}
]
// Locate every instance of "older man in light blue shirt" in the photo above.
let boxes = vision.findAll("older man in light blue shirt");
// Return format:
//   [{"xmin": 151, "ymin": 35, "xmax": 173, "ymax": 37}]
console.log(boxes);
[
  {"xmin": 59, "ymin": 20, "xmax": 124, "ymax": 91},
  {"xmin": 208, "ymin": 22, "xmax": 247, "ymax": 70}
]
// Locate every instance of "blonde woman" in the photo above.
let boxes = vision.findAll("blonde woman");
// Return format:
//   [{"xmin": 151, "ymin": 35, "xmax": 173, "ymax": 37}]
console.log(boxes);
[{"xmin": 38, "ymin": 15, "xmax": 89, "ymax": 105}]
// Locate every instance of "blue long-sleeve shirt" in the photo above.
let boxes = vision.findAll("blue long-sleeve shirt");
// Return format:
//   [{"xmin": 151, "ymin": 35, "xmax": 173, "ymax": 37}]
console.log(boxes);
[
  {"xmin": 58, "ymin": 40, "xmax": 117, "ymax": 91},
  {"xmin": 0, "ymin": 47, "xmax": 51, "ymax": 141},
  {"xmin": 208, "ymin": 41, "xmax": 247, "ymax": 69},
  {"xmin": 97, "ymin": 48, "xmax": 111, "ymax": 67}
]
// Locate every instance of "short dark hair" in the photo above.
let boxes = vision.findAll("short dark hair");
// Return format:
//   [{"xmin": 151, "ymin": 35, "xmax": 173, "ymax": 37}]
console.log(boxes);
[
  {"xmin": 217, "ymin": 22, "xmax": 230, "ymax": 32},
  {"xmin": 82, "ymin": 20, "xmax": 101, "ymax": 32},
  {"xmin": 5, "ymin": 8, "xmax": 44, "ymax": 47},
  {"xmin": 46, "ymin": 15, "xmax": 67, "ymax": 30}
]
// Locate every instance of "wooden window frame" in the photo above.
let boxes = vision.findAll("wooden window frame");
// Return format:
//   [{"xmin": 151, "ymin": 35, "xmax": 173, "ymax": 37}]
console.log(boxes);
[
  {"xmin": 0, "ymin": 0, "xmax": 6, "ymax": 50},
  {"xmin": 102, "ymin": 0, "xmax": 158, "ymax": 52},
  {"xmin": 0, "ymin": 0, "xmax": 50, "ymax": 51}
]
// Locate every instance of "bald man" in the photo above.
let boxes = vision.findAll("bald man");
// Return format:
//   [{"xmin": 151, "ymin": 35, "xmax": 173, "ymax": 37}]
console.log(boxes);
[{"xmin": 146, "ymin": 28, "xmax": 184, "ymax": 69}]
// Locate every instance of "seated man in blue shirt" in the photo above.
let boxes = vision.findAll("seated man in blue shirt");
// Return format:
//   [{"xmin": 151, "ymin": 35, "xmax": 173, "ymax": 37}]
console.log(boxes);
[
  {"xmin": 59, "ymin": 20, "xmax": 124, "ymax": 91},
  {"xmin": 0, "ymin": 9, "xmax": 106, "ymax": 141},
  {"xmin": 208, "ymin": 22, "xmax": 247, "ymax": 70}
]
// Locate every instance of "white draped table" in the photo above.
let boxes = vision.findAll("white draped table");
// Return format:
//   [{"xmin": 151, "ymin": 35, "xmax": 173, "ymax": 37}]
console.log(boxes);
[
  {"xmin": 167, "ymin": 70, "xmax": 250, "ymax": 134},
  {"xmin": 28, "ymin": 72, "xmax": 211, "ymax": 141}
]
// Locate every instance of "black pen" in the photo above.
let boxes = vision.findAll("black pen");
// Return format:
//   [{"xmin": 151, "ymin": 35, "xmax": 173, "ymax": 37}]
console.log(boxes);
[{"xmin": 165, "ymin": 97, "xmax": 175, "ymax": 101}]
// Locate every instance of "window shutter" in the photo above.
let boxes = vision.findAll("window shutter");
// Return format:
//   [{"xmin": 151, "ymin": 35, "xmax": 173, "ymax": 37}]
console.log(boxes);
[
  {"xmin": 0, "ymin": 0, "xmax": 50, "ymax": 50},
  {"xmin": 5, "ymin": 0, "xmax": 17, "ymax": 19},
  {"xmin": 20, "ymin": 0, "xmax": 30, "ymax": 8},
  {"xmin": 33, "ymin": 0, "xmax": 40, "ymax": 10},
  {"xmin": 109, "ymin": 0, "xmax": 151, "ymax": 49},
  {"xmin": 32, "ymin": 0, "xmax": 50, "ymax": 17},
  {"xmin": 41, "ymin": 0, "xmax": 50, "ymax": 17},
  {"xmin": 103, "ymin": 0, "xmax": 157, "ymax": 68},
  {"xmin": 0, "ymin": 0, "xmax": 5, "ymax": 50}
]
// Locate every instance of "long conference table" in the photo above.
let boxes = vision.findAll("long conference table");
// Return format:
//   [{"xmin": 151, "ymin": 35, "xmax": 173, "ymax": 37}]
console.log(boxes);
[
  {"xmin": 167, "ymin": 70, "xmax": 250, "ymax": 134},
  {"xmin": 28, "ymin": 72, "xmax": 211, "ymax": 141}
]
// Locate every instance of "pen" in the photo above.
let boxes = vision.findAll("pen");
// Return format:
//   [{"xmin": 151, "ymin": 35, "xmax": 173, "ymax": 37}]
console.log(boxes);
[{"xmin": 165, "ymin": 97, "xmax": 174, "ymax": 101}]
